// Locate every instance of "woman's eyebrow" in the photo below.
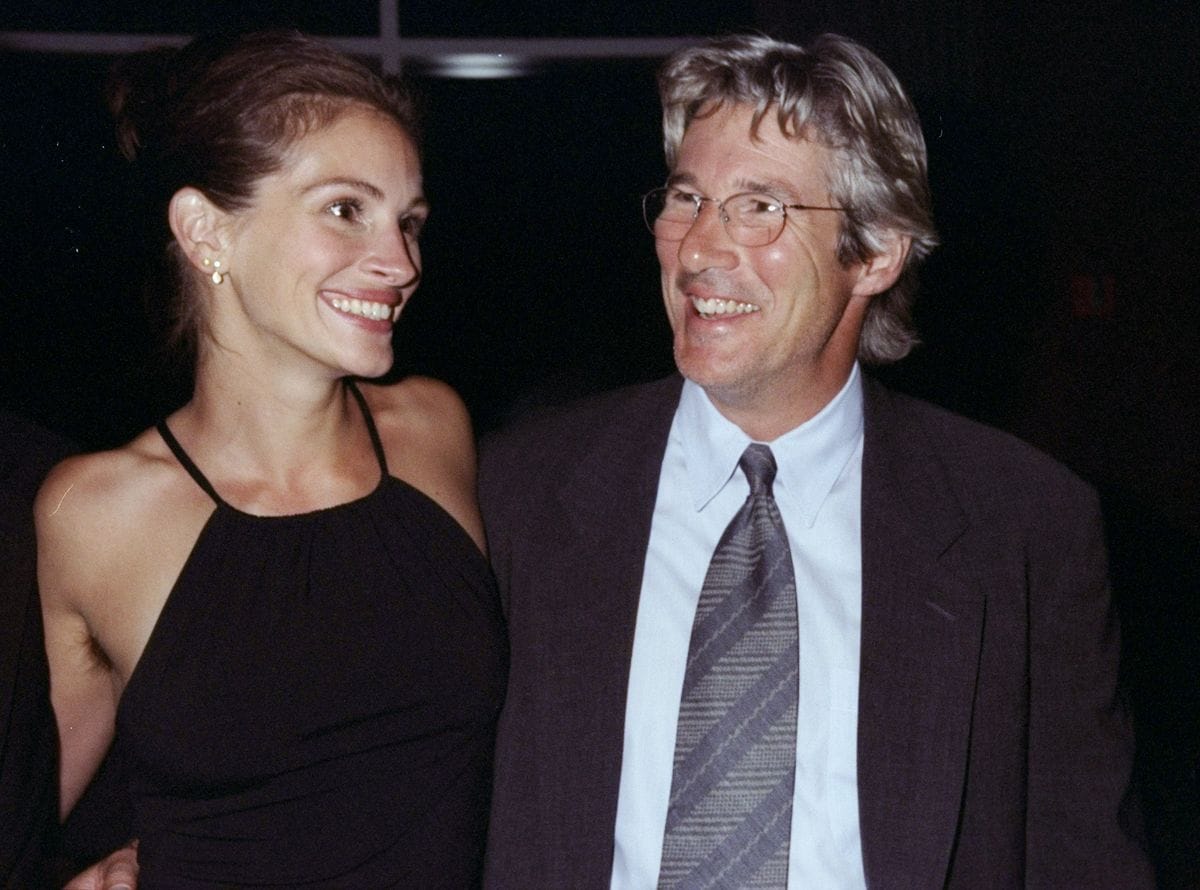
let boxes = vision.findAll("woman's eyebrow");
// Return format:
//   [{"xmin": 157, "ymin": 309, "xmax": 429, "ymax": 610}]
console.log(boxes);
[{"xmin": 301, "ymin": 177, "xmax": 385, "ymax": 200}]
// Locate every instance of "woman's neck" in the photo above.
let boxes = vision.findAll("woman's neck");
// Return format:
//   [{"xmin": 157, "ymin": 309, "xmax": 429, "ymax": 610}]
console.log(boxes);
[{"xmin": 169, "ymin": 362, "xmax": 372, "ymax": 502}]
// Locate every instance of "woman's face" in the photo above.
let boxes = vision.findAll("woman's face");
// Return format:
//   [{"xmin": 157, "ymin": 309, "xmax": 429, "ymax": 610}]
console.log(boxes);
[{"xmin": 215, "ymin": 105, "xmax": 426, "ymax": 380}]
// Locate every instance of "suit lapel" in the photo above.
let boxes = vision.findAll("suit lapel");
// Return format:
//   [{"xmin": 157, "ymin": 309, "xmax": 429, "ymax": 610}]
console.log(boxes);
[
  {"xmin": 539, "ymin": 377, "xmax": 683, "ymax": 871},
  {"xmin": 857, "ymin": 379, "xmax": 986, "ymax": 887},
  {"xmin": 0, "ymin": 505, "xmax": 38, "ymax": 736},
  {"xmin": 553, "ymin": 375, "xmax": 682, "ymax": 639}
]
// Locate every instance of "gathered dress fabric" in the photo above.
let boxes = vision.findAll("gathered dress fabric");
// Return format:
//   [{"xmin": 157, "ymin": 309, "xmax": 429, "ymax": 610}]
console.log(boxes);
[{"xmin": 115, "ymin": 382, "xmax": 507, "ymax": 888}]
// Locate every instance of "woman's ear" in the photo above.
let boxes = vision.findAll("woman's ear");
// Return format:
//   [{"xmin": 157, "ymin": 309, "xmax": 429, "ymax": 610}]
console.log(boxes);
[{"xmin": 168, "ymin": 187, "xmax": 230, "ymax": 280}]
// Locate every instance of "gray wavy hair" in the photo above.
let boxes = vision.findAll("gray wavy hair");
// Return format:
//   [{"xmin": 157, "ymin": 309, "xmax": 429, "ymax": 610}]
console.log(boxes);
[{"xmin": 659, "ymin": 33, "xmax": 938, "ymax": 364}]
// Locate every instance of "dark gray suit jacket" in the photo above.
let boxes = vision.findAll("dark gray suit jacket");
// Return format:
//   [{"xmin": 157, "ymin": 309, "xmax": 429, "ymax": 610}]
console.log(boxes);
[
  {"xmin": 479, "ymin": 375, "xmax": 1151, "ymax": 889},
  {"xmin": 1, "ymin": 412, "xmax": 73, "ymax": 888}
]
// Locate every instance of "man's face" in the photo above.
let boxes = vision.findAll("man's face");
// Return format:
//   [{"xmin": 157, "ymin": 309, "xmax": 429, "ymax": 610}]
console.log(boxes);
[{"xmin": 658, "ymin": 102, "xmax": 887, "ymax": 434}]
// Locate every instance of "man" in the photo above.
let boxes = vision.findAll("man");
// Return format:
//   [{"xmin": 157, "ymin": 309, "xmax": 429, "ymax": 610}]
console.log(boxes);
[
  {"xmin": 480, "ymin": 34, "xmax": 1151, "ymax": 888},
  {"xmin": 1, "ymin": 411, "xmax": 73, "ymax": 887}
]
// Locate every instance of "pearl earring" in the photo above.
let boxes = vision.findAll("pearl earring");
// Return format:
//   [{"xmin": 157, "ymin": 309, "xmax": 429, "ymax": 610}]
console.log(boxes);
[{"xmin": 202, "ymin": 257, "xmax": 225, "ymax": 285}]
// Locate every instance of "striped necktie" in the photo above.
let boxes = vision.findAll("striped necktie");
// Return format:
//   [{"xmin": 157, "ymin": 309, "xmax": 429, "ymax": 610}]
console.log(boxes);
[{"xmin": 657, "ymin": 443, "xmax": 799, "ymax": 889}]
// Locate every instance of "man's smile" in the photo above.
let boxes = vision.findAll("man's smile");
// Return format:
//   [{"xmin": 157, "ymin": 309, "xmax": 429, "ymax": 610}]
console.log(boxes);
[{"xmin": 691, "ymin": 296, "xmax": 760, "ymax": 320}]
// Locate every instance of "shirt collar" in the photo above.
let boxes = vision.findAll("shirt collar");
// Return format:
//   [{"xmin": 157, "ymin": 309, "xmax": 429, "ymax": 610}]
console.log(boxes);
[{"xmin": 676, "ymin": 363, "xmax": 864, "ymax": 528}]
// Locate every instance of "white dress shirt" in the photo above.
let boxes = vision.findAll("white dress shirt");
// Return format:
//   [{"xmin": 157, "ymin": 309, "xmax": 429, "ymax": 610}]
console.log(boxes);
[{"xmin": 611, "ymin": 366, "xmax": 867, "ymax": 889}]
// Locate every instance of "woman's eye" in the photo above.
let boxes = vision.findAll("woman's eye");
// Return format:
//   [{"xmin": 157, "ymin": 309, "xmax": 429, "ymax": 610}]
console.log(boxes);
[
  {"xmin": 328, "ymin": 199, "xmax": 363, "ymax": 222},
  {"xmin": 399, "ymin": 214, "xmax": 427, "ymax": 239}
]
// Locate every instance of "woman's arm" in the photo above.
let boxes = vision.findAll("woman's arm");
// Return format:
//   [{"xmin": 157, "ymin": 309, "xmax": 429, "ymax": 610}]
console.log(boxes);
[{"xmin": 35, "ymin": 459, "xmax": 121, "ymax": 818}]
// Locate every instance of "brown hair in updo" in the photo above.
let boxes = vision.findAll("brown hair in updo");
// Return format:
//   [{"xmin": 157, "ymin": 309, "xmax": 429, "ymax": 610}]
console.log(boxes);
[{"xmin": 107, "ymin": 30, "xmax": 420, "ymax": 362}]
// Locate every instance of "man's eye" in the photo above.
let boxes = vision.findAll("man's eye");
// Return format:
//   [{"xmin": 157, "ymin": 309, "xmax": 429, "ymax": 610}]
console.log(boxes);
[
  {"xmin": 667, "ymin": 189, "xmax": 698, "ymax": 207},
  {"xmin": 328, "ymin": 199, "xmax": 363, "ymax": 221},
  {"xmin": 744, "ymin": 197, "xmax": 781, "ymax": 215}
]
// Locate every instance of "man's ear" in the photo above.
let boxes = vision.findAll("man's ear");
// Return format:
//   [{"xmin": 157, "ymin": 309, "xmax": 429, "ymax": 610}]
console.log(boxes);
[
  {"xmin": 168, "ymin": 187, "xmax": 230, "ymax": 277},
  {"xmin": 851, "ymin": 232, "xmax": 911, "ymax": 299}
]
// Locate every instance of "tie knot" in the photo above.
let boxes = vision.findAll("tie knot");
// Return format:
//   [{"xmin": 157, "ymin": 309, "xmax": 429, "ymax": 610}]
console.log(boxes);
[{"xmin": 739, "ymin": 443, "xmax": 777, "ymax": 495}]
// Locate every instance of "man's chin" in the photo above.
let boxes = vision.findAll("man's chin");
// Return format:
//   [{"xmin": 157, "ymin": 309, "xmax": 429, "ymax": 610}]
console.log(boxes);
[{"xmin": 674, "ymin": 346, "xmax": 747, "ymax": 392}]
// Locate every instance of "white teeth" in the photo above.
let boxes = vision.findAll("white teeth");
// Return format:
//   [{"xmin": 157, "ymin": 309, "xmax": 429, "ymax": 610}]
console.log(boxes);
[
  {"xmin": 691, "ymin": 296, "xmax": 760, "ymax": 320},
  {"xmin": 330, "ymin": 297, "xmax": 395, "ymax": 321}
]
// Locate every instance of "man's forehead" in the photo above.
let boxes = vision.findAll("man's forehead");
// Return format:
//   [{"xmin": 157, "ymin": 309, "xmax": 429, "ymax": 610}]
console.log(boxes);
[
  {"xmin": 688, "ymin": 99, "xmax": 821, "ymax": 144},
  {"xmin": 673, "ymin": 103, "xmax": 834, "ymax": 194}
]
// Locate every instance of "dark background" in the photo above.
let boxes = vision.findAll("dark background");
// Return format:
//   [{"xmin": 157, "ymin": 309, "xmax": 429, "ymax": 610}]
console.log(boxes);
[{"xmin": 2, "ymin": 2, "xmax": 1197, "ymax": 884}]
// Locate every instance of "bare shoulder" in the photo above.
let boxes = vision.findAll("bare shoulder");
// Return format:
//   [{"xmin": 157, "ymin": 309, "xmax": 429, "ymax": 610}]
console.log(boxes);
[
  {"xmin": 357, "ymin": 376, "xmax": 474, "ymax": 464},
  {"xmin": 356, "ymin": 377, "xmax": 484, "ymax": 551},
  {"xmin": 35, "ymin": 427, "xmax": 215, "ymax": 675},
  {"xmin": 361, "ymin": 375, "xmax": 471, "ymax": 433},
  {"xmin": 36, "ymin": 432, "xmax": 171, "ymax": 570}
]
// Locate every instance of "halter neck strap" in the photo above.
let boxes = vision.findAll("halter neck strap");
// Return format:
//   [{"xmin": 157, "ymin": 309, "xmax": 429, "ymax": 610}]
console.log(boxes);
[
  {"xmin": 156, "ymin": 419, "xmax": 224, "ymax": 506},
  {"xmin": 346, "ymin": 379, "xmax": 389, "ymax": 477},
  {"xmin": 157, "ymin": 379, "xmax": 388, "ymax": 507}
]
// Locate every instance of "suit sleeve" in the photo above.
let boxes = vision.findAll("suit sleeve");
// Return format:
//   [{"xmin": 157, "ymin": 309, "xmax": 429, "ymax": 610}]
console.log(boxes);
[
  {"xmin": 477, "ymin": 432, "xmax": 515, "ymax": 616},
  {"xmin": 1025, "ymin": 484, "xmax": 1154, "ymax": 887},
  {"xmin": 0, "ymin": 415, "xmax": 74, "ymax": 886}
]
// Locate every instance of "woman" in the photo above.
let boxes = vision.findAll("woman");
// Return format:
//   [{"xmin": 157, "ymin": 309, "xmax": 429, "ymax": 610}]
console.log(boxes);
[{"xmin": 37, "ymin": 32, "xmax": 506, "ymax": 888}]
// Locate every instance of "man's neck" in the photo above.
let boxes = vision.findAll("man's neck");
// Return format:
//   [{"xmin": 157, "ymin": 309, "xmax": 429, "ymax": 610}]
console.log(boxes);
[{"xmin": 700, "ymin": 364, "xmax": 859, "ymax": 442}]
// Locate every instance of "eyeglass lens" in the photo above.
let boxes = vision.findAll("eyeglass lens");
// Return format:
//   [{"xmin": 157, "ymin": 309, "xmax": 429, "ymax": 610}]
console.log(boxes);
[{"xmin": 643, "ymin": 188, "xmax": 785, "ymax": 248}]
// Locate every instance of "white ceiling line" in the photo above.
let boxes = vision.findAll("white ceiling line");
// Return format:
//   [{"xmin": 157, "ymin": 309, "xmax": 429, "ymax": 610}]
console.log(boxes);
[{"xmin": 0, "ymin": 30, "xmax": 697, "ymax": 73}]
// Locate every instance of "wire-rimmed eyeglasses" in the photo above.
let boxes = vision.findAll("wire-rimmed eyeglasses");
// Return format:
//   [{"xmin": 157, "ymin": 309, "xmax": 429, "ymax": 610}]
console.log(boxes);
[{"xmin": 642, "ymin": 186, "xmax": 847, "ymax": 248}]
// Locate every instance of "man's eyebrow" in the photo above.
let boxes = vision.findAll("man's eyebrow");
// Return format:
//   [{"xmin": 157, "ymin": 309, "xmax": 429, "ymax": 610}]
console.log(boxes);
[
  {"xmin": 741, "ymin": 178, "xmax": 802, "ymax": 201},
  {"xmin": 665, "ymin": 172, "xmax": 699, "ymax": 189},
  {"xmin": 664, "ymin": 172, "xmax": 804, "ymax": 201}
]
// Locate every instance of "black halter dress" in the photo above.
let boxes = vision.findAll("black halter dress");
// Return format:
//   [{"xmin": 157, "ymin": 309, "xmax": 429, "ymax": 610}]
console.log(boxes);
[{"xmin": 115, "ymin": 383, "xmax": 507, "ymax": 888}]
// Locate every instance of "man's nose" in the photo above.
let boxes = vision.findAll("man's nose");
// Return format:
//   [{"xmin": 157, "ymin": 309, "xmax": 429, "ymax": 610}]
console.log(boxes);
[{"xmin": 677, "ymin": 200, "xmax": 737, "ymax": 272}]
